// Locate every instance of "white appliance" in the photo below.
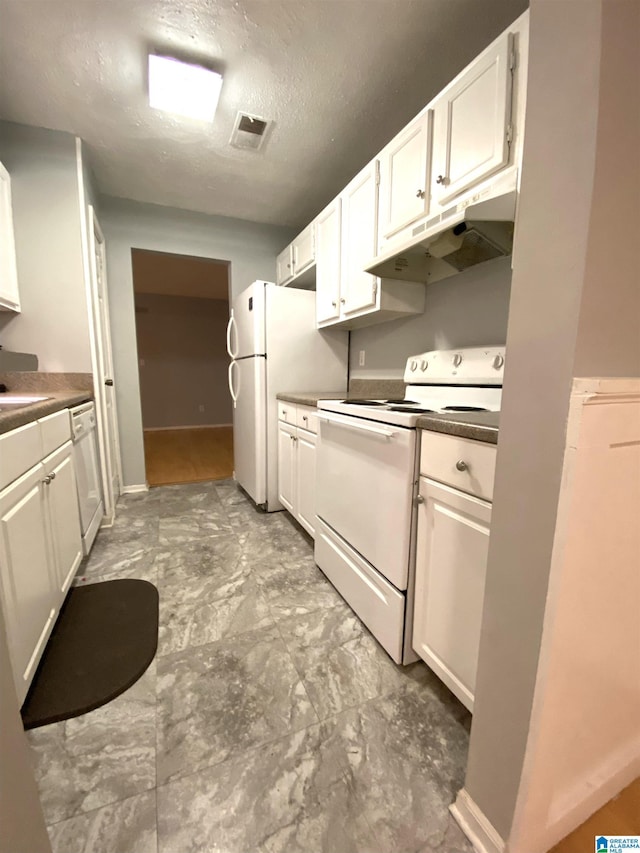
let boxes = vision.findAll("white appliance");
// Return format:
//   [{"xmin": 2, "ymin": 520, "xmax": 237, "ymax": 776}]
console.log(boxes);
[
  {"xmin": 227, "ymin": 280, "xmax": 348, "ymax": 511},
  {"xmin": 314, "ymin": 346, "xmax": 504, "ymax": 664},
  {"xmin": 70, "ymin": 402, "xmax": 104, "ymax": 555}
]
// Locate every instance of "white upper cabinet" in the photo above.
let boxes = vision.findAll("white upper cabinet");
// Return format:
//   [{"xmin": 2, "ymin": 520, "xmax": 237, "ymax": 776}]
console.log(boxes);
[
  {"xmin": 341, "ymin": 160, "xmax": 379, "ymax": 317},
  {"xmin": 315, "ymin": 196, "xmax": 342, "ymax": 325},
  {"xmin": 378, "ymin": 111, "xmax": 432, "ymax": 247},
  {"xmin": 0, "ymin": 160, "xmax": 21, "ymax": 312},
  {"xmin": 431, "ymin": 33, "xmax": 514, "ymax": 207},
  {"xmin": 316, "ymin": 161, "xmax": 425, "ymax": 330},
  {"xmin": 276, "ymin": 245, "xmax": 294, "ymax": 286},
  {"xmin": 276, "ymin": 221, "xmax": 316, "ymax": 287}
]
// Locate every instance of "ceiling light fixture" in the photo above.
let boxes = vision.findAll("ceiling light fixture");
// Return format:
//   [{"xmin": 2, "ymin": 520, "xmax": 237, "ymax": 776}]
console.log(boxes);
[{"xmin": 148, "ymin": 54, "xmax": 223, "ymax": 121}]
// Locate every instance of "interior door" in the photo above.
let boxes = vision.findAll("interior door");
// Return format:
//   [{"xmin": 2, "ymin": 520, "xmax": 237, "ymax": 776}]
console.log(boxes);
[
  {"xmin": 341, "ymin": 160, "xmax": 379, "ymax": 317},
  {"xmin": 232, "ymin": 356, "xmax": 267, "ymax": 505},
  {"xmin": 232, "ymin": 281, "xmax": 266, "ymax": 358},
  {"xmin": 431, "ymin": 33, "xmax": 513, "ymax": 206},
  {"xmin": 89, "ymin": 207, "xmax": 121, "ymax": 516}
]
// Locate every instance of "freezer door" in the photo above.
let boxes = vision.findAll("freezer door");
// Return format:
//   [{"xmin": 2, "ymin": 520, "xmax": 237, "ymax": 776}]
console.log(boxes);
[
  {"xmin": 232, "ymin": 281, "xmax": 267, "ymax": 358},
  {"xmin": 232, "ymin": 355, "xmax": 267, "ymax": 505}
]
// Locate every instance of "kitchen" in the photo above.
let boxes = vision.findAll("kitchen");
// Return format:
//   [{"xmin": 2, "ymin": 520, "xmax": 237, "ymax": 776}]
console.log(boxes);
[{"xmin": 1, "ymin": 2, "xmax": 639, "ymax": 853}]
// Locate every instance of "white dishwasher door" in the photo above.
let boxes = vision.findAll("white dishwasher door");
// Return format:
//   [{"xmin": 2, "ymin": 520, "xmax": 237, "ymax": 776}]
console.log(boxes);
[{"xmin": 316, "ymin": 412, "xmax": 416, "ymax": 590}]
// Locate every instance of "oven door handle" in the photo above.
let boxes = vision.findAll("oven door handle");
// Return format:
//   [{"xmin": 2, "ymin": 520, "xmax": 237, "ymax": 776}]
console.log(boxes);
[{"xmin": 317, "ymin": 413, "xmax": 396, "ymax": 439}]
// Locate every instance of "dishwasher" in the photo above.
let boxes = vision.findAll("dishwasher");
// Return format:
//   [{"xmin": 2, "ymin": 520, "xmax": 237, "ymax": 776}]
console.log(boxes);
[{"xmin": 70, "ymin": 402, "xmax": 104, "ymax": 555}]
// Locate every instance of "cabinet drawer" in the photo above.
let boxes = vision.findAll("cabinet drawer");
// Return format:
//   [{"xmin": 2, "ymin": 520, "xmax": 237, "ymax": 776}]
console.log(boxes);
[
  {"xmin": 0, "ymin": 421, "xmax": 43, "ymax": 491},
  {"xmin": 314, "ymin": 517, "xmax": 405, "ymax": 664},
  {"xmin": 277, "ymin": 401, "xmax": 296, "ymax": 424},
  {"xmin": 296, "ymin": 405, "xmax": 318, "ymax": 434},
  {"xmin": 420, "ymin": 430, "xmax": 496, "ymax": 501},
  {"xmin": 39, "ymin": 409, "xmax": 71, "ymax": 458}
]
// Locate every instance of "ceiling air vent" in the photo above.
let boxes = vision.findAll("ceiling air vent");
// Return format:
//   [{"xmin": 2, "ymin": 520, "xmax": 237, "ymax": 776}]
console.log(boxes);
[{"xmin": 230, "ymin": 111, "xmax": 270, "ymax": 151}]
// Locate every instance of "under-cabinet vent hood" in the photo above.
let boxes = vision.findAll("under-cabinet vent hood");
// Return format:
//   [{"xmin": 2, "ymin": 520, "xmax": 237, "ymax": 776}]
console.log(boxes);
[{"xmin": 366, "ymin": 169, "xmax": 518, "ymax": 285}]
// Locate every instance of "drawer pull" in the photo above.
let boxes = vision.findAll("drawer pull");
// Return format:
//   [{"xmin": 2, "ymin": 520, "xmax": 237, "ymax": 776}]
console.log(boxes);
[{"xmin": 456, "ymin": 460, "xmax": 468, "ymax": 472}]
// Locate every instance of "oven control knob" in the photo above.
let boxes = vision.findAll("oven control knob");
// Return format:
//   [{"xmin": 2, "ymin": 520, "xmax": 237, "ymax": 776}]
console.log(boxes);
[
  {"xmin": 410, "ymin": 360, "xmax": 418, "ymax": 372},
  {"xmin": 452, "ymin": 353, "xmax": 463, "ymax": 367},
  {"xmin": 420, "ymin": 359, "xmax": 428, "ymax": 371},
  {"xmin": 493, "ymin": 354, "xmax": 505, "ymax": 369}
]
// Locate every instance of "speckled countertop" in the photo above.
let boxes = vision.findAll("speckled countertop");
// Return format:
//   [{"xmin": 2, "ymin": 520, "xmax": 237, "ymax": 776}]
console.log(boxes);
[
  {"xmin": 0, "ymin": 391, "xmax": 93, "ymax": 435},
  {"xmin": 416, "ymin": 411, "xmax": 500, "ymax": 444},
  {"xmin": 0, "ymin": 372, "xmax": 94, "ymax": 435},
  {"xmin": 276, "ymin": 378, "xmax": 406, "ymax": 406}
]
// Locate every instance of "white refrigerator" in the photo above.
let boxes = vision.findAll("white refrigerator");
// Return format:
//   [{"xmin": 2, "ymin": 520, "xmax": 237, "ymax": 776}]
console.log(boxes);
[{"xmin": 227, "ymin": 281, "xmax": 348, "ymax": 511}]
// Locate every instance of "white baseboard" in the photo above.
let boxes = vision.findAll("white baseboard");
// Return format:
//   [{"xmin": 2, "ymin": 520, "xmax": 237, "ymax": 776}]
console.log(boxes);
[
  {"xmin": 450, "ymin": 789, "xmax": 505, "ymax": 853},
  {"xmin": 143, "ymin": 424, "xmax": 233, "ymax": 432},
  {"xmin": 120, "ymin": 483, "xmax": 150, "ymax": 495}
]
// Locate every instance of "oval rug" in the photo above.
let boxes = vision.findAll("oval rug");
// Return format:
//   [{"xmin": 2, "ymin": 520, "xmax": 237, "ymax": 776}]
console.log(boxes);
[{"xmin": 21, "ymin": 579, "xmax": 159, "ymax": 730}]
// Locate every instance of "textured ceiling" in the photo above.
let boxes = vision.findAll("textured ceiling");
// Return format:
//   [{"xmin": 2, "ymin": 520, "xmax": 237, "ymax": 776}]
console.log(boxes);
[
  {"xmin": 0, "ymin": 0, "xmax": 528, "ymax": 229},
  {"xmin": 132, "ymin": 249, "xmax": 229, "ymax": 300}
]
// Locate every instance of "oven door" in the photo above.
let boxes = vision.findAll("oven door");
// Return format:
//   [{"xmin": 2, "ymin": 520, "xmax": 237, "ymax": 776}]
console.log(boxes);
[{"xmin": 316, "ymin": 411, "xmax": 416, "ymax": 590}]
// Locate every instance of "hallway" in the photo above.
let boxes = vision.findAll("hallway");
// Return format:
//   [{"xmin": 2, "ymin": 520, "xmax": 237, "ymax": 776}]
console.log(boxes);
[
  {"xmin": 143, "ymin": 427, "xmax": 234, "ymax": 486},
  {"xmin": 27, "ymin": 480, "xmax": 472, "ymax": 853}
]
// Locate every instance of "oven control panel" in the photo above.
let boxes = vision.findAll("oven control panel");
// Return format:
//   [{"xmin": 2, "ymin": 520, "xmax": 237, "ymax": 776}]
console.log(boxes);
[{"xmin": 403, "ymin": 346, "xmax": 505, "ymax": 385}]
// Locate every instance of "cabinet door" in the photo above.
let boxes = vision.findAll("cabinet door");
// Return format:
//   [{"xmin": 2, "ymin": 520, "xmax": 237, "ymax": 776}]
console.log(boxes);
[
  {"xmin": 378, "ymin": 112, "xmax": 432, "ymax": 242},
  {"xmin": 315, "ymin": 197, "xmax": 341, "ymax": 325},
  {"xmin": 276, "ymin": 246, "xmax": 293, "ymax": 286},
  {"xmin": 0, "ymin": 160, "xmax": 21, "ymax": 312},
  {"xmin": 431, "ymin": 33, "xmax": 513, "ymax": 206},
  {"xmin": 296, "ymin": 428, "xmax": 316, "ymax": 538},
  {"xmin": 341, "ymin": 160, "xmax": 380, "ymax": 318},
  {"xmin": 292, "ymin": 222, "xmax": 315, "ymax": 278},
  {"xmin": 0, "ymin": 464, "xmax": 56, "ymax": 704},
  {"xmin": 44, "ymin": 441, "xmax": 83, "ymax": 603},
  {"xmin": 413, "ymin": 476, "xmax": 492, "ymax": 711},
  {"xmin": 277, "ymin": 421, "xmax": 297, "ymax": 514}
]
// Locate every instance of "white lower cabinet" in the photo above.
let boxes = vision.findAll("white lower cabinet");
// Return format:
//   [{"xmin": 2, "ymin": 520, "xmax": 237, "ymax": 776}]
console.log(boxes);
[
  {"xmin": 277, "ymin": 403, "xmax": 318, "ymax": 538},
  {"xmin": 413, "ymin": 432, "xmax": 497, "ymax": 712},
  {"xmin": 0, "ymin": 414, "xmax": 83, "ymax": 704}
]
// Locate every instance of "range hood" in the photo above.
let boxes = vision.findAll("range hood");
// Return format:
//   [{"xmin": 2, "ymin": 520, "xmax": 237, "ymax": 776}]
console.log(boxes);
[{"xmin": 366, "ymin": 169, "xmax": 518, "ymax": 285}]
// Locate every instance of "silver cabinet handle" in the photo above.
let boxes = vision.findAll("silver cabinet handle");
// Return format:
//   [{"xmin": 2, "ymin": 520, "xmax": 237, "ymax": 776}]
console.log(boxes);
[
  {"xmin": 49, "ymin": 471, "xmax": 56, "ymax": 480},
  {"xmin": 331, "ymin": 301, "xmax": 337, "ymax": 307},
  {"xmin": 415, "ymin": 495, "xmax": 425, "ymax": 505},
  {"xmin": 302, "ymin": 415, "xmax": 308, "ymax": 422},
  {"xmin": 456, "ymin": 460, "xmax": 468, "ymax": 472},
  {"xmin": 436, "ymin": 175, "xmax": 448, "ymax": 185},
  {"xmin": 416, "ymin": 189, "xmax": 425, "ymax": 198},
  {"xmin": 42, "ymin": 475, "xmax": 52, "ymax": 485},
  {"xmin": 340, "ymin": 298, "xmax": 346, "ymax": 305}
]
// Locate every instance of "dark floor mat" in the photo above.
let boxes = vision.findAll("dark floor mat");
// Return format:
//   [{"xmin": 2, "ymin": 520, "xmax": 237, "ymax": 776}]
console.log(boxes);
[{"xmin": 21, "ymin": 579, "xmax": 159, "ymax": 730}]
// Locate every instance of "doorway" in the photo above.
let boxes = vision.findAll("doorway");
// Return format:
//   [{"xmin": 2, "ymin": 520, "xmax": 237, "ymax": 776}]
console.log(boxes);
[{"xmin": 131, "ymin": 249, "xmax": 233, "ymax": 487}]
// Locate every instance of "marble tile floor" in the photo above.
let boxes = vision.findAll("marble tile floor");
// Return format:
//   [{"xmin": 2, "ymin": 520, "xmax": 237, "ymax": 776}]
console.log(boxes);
[{"xmin": 27, "ymin": 479, "xmax": 473, "ymax": 853}]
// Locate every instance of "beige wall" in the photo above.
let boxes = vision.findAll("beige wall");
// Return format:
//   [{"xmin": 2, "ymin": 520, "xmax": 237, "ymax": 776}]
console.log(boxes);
[
  {"xmin": 0, "ymin": 606, "xmax": 50, "ymax": 853},
  {"xmin": 462, "ymin": 0, "xmax": 640, "ymax": 847},
  {"xmin": 508, "ymin": 381, "xmax": 640, "ymax": 852},
  {"xmin": 135, "ymin": 292, "xmax": 232, "ymax": 429}
]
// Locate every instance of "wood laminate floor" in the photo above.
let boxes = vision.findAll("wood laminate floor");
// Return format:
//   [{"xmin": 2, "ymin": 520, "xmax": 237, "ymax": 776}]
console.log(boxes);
[
  {"xmin": 552, "ymin": 777, "xmax": 640, "ymax": 852},
  {"xmin": 144, "ymin": 427, "xmax": 234, "ymax": 487}
]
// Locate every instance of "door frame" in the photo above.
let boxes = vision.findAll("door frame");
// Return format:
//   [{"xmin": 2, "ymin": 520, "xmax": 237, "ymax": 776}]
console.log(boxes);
[{"xmin": 87, "ymin": 205, "xmax": 123, "ymax": 521}]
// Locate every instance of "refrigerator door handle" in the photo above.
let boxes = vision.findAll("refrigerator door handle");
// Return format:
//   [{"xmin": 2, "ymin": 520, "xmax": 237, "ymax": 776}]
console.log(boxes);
[
  {"xmin": 226, "ymin": 312, "xmax": 239, "ymax": 358},
  {"xmin": 228, "ymin": 361, "xmax": 238, "ymax": 407}
]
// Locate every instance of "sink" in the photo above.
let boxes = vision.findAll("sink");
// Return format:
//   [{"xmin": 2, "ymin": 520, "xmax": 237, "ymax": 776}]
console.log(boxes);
[{"xmin": 0, "ymin": 395, "xmax": 49, "ymax": 412}]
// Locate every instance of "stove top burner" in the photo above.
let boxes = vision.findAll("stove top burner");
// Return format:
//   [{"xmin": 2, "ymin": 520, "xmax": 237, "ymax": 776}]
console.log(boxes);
[
  {"xmin": 388, "ymin": 406, "xmax": 436, "ymax": 413},
  {"xmin": 441, "ymin": 406, "xmax": 489, "ymax": 412},
  {"xmin": 342, "ymin": 399, "xmax": 386, "ymax": 406}
]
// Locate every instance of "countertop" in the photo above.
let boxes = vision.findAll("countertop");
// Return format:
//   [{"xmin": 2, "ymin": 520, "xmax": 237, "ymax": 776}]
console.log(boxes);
[
  {"xmin": 276, "ymin": 391, "xmax": 347, "ymax": 406},
  {"xmin": 276, "ymin": 379, "xmax": 407, "ymax": 407},
  {"xmin": 0, "ymin": 391, "xmax": 93, "ymax": 435},
  {"xmin": 416, "ymin": 411, "xmax": 500, "ymax": 444}
]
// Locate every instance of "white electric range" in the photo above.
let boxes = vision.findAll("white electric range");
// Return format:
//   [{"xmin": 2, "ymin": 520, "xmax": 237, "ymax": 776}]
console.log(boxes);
[{"xmin": 313, "ymin": 345, "xmax": 504, "ymax": 664}]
